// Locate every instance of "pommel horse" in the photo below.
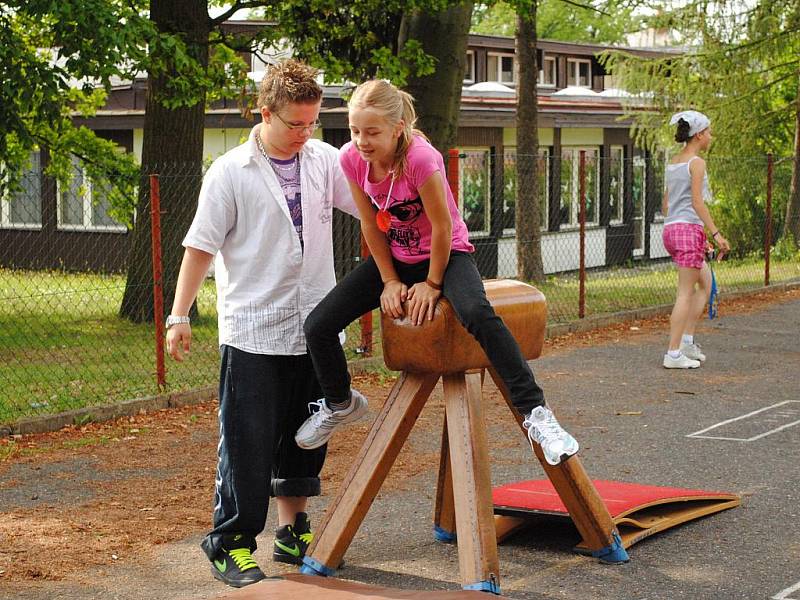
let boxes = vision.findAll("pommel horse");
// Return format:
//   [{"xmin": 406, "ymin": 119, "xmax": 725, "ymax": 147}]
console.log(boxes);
[{"xmin": 301, "ymin": 279, "xmax": 628, "ymax": 595}]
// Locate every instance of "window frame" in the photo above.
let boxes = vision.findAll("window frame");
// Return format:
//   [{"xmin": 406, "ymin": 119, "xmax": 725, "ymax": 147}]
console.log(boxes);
[
  {"xmin": 632, "ymin": 154, "xmax": 648, "ymax": 255},
  {"xmin": 487, "ymin": 51, "xmax": 516, "ymax": 85},
  {"xmin": 560, "ymin": 146, "xmax": 600, "ymax": 228},
  {"xmin": 539, "ymin": 55, "xmax": 557, "ymax": 88},
  {"xmin": 502, "ymin": 147, "xmax": 550, "ymax": 235},
  {"xmin": 463, "ymin": 50, "xmax": 476, "ymax": 84},
  {"xmin": 609, "ymin": 145, "xmax": 625, "ymax": 225},
  {"xmin": 566, "ymin": 58, "xmax": 592, "ymax": 88},
  {"xmin": 458, "ymin": 146, "xmax": 492, "ymax": 237},
  {"xmin": 0, "ymin": 153, "xmax": 43, "ymax": 230},
  {"xmin": 56, "ymin": 157, "xmax": 127, "ymax": 232}
]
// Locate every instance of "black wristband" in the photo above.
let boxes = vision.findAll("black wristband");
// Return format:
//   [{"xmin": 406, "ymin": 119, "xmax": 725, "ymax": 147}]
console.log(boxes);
[{"xmin": 711, "ymin": 230, "xmax": 721, "ymax": 238}]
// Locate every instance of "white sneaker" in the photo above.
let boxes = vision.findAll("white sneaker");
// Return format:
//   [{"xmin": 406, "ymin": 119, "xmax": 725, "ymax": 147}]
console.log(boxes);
[
  {"xmin": 295, "ymin": 390, "xmax": 368, "ymax": 450},
  {"xmin": 680, "ymin": 342, "xmax": 706, "ymax": 362},
  {"xmin": 663, "ymin": 353, "xmax": 701, "ymax": 369},
  {"xmin": 523, "ymin": 406, "xmax": 579, "ymax": 466}
]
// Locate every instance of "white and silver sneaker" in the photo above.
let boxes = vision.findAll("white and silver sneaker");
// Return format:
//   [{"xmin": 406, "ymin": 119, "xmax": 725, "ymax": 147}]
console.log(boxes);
[
  {"xmin": 680, "ymin": 342, "xmax": 706, "ymax": 362},
  {"xmin": 523, "ymin": 406, "xmax": 579, "ymax": 466},
  {"xmin": 663, "ymin": 353, "xmax": 701, "ymax": 369},
  {"xmin": 295, "ymin": 390, "xmax": 368, "ymax": 450}
]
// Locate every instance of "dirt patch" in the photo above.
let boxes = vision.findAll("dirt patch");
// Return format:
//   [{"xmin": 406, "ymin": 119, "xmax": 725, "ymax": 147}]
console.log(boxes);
[{"xmin": 1, "ymin": 285, "xmax": 797, "ymax": 584}]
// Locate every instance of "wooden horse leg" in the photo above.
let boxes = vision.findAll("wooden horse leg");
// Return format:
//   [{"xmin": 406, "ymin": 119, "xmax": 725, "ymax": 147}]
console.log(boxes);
[
  {"xmin": 433, "ymin": 416, "xmax": 457, "ymax": 542},
  {"xmin": 487, "ymin": 367, "xmax": 629, "ymax": 563},
  {"xmin": 433, "ymin": 370, "xmax": 487, "ymax": 543},
  {"xmin": 442, "ymin": 371, "xmax": 500, "ymax": 593},
  {"xmin": 301, "ymin": 372, "xmax": 439, "ymax": 575}
]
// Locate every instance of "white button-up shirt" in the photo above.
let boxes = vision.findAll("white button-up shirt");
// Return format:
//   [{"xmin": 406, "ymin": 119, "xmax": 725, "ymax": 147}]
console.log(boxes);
[{"xmin": 183, "ymin": 125, "xmax": 358, "ymax": 355}]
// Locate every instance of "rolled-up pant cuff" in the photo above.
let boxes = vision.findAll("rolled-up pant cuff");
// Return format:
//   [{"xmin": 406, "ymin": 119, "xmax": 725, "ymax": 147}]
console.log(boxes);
[{"xmin": 271, "ymin": 477, "xmax": 321, "ymax": 498}]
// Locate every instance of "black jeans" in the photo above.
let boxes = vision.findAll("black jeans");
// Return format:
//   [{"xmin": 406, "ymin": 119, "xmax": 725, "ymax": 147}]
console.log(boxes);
[
  {"xmin": 200, "ymin": 347, "xmax": 326, "ymax": 560},
  {"xmin": 304, "ymin": 252, "xmax": 544, "ymax": 416}
]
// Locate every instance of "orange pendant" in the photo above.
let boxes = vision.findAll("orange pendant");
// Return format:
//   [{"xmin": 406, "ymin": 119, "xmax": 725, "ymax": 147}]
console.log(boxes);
[{"xmin": 376, "ymin": 209, "xmax": 391, "ymax": 233}]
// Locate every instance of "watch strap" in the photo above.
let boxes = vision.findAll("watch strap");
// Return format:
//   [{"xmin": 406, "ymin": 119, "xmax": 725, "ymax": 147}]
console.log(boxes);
[{"xmin": 166, "ymin": 315, "xmax": 191, "ymax": 328}]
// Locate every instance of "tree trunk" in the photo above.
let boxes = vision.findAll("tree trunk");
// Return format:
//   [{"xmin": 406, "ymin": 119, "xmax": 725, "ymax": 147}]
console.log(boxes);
[
  {"xmin": 119, "ymin": 0, "xmax": 211, "ymax": 322},
  {"xmin": 785, "ymin": 73, "xmax": 800, "ymax": 245},
  {"xmin": 515, "ymin": 1, "xmax": 545, "ymax": 282},
  {"xmin": 400, "ymin": 2, "xmax": 474, "ymax": 154}
]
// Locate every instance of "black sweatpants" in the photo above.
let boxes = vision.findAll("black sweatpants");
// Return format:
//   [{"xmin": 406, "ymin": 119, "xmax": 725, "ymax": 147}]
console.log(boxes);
[{"xmin": 200, "ymin": 347, "xmax": 326, "ymax": 560}]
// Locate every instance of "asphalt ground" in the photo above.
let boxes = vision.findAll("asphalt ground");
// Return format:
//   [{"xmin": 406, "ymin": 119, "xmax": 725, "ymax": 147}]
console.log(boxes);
[{"xmin": 2, "ymin": 293, "xmax": 798, "ymax": 600}]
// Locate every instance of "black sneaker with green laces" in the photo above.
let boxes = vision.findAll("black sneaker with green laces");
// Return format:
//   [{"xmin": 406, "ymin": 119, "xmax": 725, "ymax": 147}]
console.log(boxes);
[
  {"xmin": 273, "ymin": 512, "xmax": 313, "ymax": 565},
  {"xmin": 210, "ymin": 533, "xmax": 266, "ymax": 588}
]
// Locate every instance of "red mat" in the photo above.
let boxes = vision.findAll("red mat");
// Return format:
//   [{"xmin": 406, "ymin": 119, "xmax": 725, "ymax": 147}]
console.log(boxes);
[
  {"xmin": 492, "ymin": 479, "xmax": 740, "ymax": 549},
  {"xmin": 213, "ymin": 573, "xmax": 487, "ymax": 599},
  {"xmin": 493, "ymin": 479, "xmax": 736, "ymax": 517}
]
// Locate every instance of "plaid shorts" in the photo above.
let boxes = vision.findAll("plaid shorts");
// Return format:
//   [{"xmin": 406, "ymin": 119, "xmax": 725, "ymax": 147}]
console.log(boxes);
[{"xmin": 663, "ymin": 223, "xmax": 706, "ymax": 269}]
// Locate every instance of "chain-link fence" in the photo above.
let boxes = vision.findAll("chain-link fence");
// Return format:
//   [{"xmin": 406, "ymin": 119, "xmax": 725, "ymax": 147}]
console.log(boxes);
[
  {"xmin": 456, "ymin": 150, "xmax": 798, "ymax": 322},
  {"xmin": 1, "ymin": 152, "xmax": 798, "ymax": 424}
]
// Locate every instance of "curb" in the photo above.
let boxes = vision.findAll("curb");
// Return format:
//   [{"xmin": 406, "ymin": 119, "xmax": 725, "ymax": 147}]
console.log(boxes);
[
  {"xmin": 3, "ymin": 386, "xmax": 216, "ymax": 437},
  {"xmin": 4, "ymin": 280, "xmax": 798, "ymax": 437}
]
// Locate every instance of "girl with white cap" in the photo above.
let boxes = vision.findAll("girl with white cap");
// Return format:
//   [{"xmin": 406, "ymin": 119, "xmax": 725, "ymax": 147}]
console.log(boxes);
[{"xmin": 661, "ymin": 110, "xmax": 731, "ymax": 369}]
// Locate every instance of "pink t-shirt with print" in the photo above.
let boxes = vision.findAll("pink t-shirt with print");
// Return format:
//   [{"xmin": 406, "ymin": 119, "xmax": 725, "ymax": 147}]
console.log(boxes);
[{"xmin": 339, "ymin": 135, "xmax": 474, "ymax": 264}]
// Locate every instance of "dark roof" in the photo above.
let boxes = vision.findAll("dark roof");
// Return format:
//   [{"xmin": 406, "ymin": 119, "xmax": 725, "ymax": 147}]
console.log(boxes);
[{"xmin": 467, "ymin": 33, "xmax": 682, "ymax": 59}]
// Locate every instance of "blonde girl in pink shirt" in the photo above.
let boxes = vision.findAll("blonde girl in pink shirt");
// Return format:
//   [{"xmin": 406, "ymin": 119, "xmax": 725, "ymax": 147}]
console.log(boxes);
[{"xmin": 296, "ymin": 79, "xmax": 579, "ymax": 468}]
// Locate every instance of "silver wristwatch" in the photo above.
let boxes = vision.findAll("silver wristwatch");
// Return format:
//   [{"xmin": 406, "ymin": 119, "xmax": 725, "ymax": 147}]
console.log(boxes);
[{"xmin": 165, "ymin": 315, "xmax": 191, "ymax": 329}]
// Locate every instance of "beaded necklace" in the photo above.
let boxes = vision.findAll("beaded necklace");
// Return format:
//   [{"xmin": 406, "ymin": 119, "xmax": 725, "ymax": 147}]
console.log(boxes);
[{"xmin": 255, "ymin": 132, "xmax": 300, "ymax": 182}]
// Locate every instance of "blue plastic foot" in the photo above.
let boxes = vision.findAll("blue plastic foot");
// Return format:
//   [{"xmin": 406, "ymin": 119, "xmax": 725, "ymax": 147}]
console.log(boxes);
[
  {"xmin": 591, "ymin": 531, "xmax": 630, "ymax": 564},
  {"xmin": 299, "ymin": 556, "xmax": 337, "ymax": 576},
  {"xmin": 433, "ymin": 525, "xmax": 456, "ymax": 543},
  {"xmin": 464, "ymin": 576, "xmax": 501, "ymax": 595}
]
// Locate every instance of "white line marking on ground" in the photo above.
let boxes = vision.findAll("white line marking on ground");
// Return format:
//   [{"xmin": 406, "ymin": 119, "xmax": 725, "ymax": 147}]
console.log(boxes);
[
  {"xmin": 772, "ymin": 579, "xmax": 800, "ymax": 600},
  {"xmin": 686, "ymin": 400, "xmax": 800, "ymax": 442}
]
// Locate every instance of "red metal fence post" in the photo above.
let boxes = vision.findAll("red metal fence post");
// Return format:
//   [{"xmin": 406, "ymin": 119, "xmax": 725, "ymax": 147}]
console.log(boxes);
[
  {"xmin": 447, "ymin": 148, "xmax": 460, "ymax": 201},
  {"xmin": 578, "ymin": 150, "xmax": 586, "ymax": 319},
  {"xmin": 358, "ymin": 233, "xmax": 373, "ymax": 355},
  {"xmin": 765, "ymin": 153, "xmax": 773, "ymax": 287},
  {"xmin": 150, "ymin": 174, "xmax": 166, "ymax": 391}
]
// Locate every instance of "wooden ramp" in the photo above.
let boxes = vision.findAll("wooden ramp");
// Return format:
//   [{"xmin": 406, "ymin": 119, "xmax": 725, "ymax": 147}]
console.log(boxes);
[
  {"xmin": 492, "ymin": 479, "xmax": 740, "ymax": 550},
  {"xmin": 213, "ymin": 573, "xmax": 487, "ymax": 599}
]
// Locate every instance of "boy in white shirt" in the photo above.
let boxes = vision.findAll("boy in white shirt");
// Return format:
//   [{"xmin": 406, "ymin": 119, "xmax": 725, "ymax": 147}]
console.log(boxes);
[{"xmin": 165, "ymin": 59, "xmax": 360, "ymax": 588}]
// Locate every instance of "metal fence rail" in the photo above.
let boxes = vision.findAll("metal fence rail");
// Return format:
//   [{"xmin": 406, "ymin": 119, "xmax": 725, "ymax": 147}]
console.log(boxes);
[{"xmin": 1, "ymin": 153, "xmax": 797, "ymax": 423}]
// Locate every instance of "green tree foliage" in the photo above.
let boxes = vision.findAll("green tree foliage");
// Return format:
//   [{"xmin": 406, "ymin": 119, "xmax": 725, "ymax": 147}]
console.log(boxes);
[
  {"xmin": 1, "ymin": 0, "xmax": 473, "ymax": 320},
  {"xmin": 0, "ymin": 1, "xmax": 252, "ymax": 225},
  {"xmin": 0, "ymin": 1, "xmax": 153, "ymax": 222},
  {"xmin": 122, "ymin": 0, "xmax": 469, "ymax": 322},
  {"xmin": 255, "ymin": 1, "xmax": 441, "ymax": 86},
  {"xmin": 603, "ymin": 0, "xmax": 800, "ymax": 255},
  {"xmin": 472, "ymin": 0, "xmax": 641, "ymax": 43}
]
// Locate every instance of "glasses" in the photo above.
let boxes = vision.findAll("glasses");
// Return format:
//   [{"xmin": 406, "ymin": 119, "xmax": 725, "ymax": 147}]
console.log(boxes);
[{"xmin": 273, "ymin": 112, "xmax": 321, "ymax": 134}]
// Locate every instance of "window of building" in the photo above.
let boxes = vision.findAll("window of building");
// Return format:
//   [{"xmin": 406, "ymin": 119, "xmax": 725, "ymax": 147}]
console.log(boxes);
[
  {"xmin": 57, "ymin": 156, "xmax": 126, "ymax": 231},
  {"xmin": 459, "ymin": 148, "xmax": 491, "ymax": 236},
  {"xmin": 608, "ymin": 146, "xmax": 624, "ymax": 224},
  {"xmin": 652, "ymin": 151, "xmax": 667, "ymax": 221},
  {"xmin": 567, "ymin": 58, "xmax": 592, "ymax": 87},
  {"xmin": 559, "ymin": 147, "xmax": 599, "ymax": 227},
  {"xmin": 539, "ymin": 56, "xmax": 556, "ymax": 87},
  {"xmin": 1, "ymin": 152, "xmax": 43, "ymax": 229},
  {"xmin": 487, "ymin": 52, "xmax": 516, "ymax": 85},
  {"xmin": 502, "ymin": 148, "xmax": 549, "ymax": 233},
  {"xmin": 632, "ymin": 155, "xmax": 647, "ymax": 255},
  {"xmin": 464, "ymin": 50, "xmax": 476, "ymax": 84}
]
